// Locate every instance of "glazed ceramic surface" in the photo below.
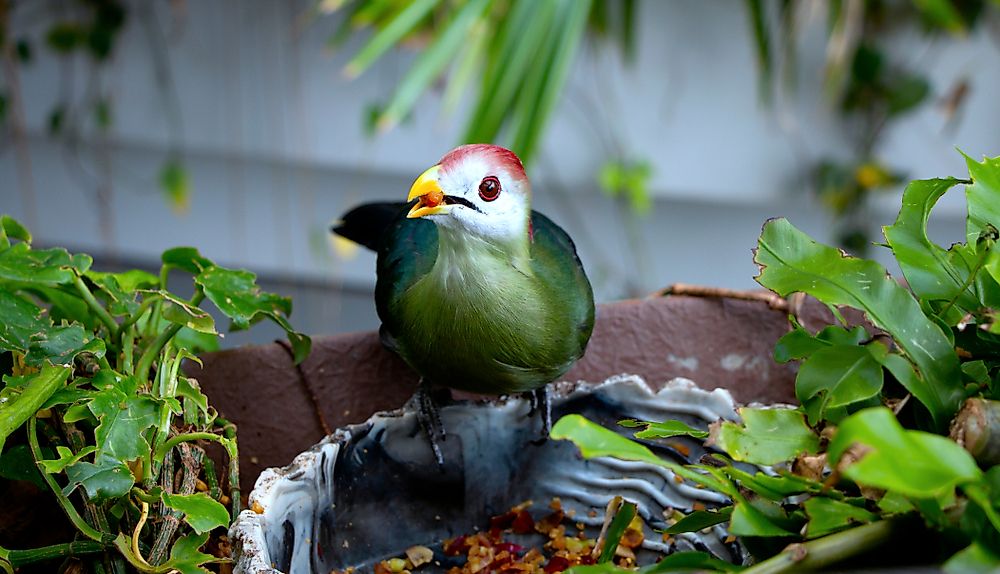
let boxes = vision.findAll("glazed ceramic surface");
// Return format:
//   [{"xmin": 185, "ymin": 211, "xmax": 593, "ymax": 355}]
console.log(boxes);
[{"xmin": 232, "ymin": 375, "xmax": 747, "ymax": 574}]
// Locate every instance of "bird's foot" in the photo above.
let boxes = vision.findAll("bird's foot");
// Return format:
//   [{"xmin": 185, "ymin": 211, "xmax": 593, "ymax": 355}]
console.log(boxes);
[
  {"xmin": 414, "ymin": 379, "xmax": 447, "ymax": 467},
  {"xmin": 526, "ymin": 386, "xmax": 551, "ymax": 445}
]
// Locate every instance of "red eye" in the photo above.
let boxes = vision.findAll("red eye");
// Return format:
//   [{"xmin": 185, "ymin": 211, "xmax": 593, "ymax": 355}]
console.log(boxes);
[{"xmin": 478, "ymin": 176, "xmax": 501, "ymax": 201}]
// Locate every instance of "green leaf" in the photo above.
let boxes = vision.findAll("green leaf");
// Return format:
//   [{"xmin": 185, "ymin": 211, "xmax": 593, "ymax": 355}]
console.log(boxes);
[
  {"xmin": 755, "ymin": 218, "xmax": 963, "ymax": 429},
  {"xmin": 803, "ymin": 497, "xmax": 878, "ymax": 538},
  {"xmin": 37, "ymin": 445, "xmax": 97, "ymax": 474},
  {"xmin": 912, "ymin": 0, "xmax": 966, "ymax": 34},
  {"xmin": 195, "ymin": 266, "xmax": 310, "ymax": 363},
  {"xmin": 729, "ymin": 497, "xmax": 797, "ymax": 537},
  {"xmin": 161, "ymin": 531, "xmax": 223, "ymax": 574},
  {"xmin": 343, "ymin": 0, "xmax": 442, "ymax": 78},
  {"xmin": 774, "ymin": 324, "xmax": 868, "ymax": 363},
  {"xmin": 599, "ymin": 499, "xmax": 637, "ymax": 563},
  {"xmin": 176, "ymin": 377, "xmax": 209, "ymax": 417},
  {"xmin": 0, "ymin": 289, "xmax": 50, "ymax": 355},
  {"xmin": 552, "ymin": 414, "xmax": 666, "ymax": 466},
  {"xmin": 964, "ymin": 155, "xmax": 1000, "ymax": 246},
  {"xmin": 883, "ymin": 177, "xmax": 977, "ymax": 308},
  {"xmin": 639, "ymin": 551, "xmax": 743, "ymax": 573},
  {"xmin": 376, "ymin": 0, "xmax": 490, "ymax": 130},
  {"xmin": 0, "ymin": 243, "xmax": 91, "ymax": 287},
  {"xmin": 160, "ymin": 160, "xmax": 191, "ymax": 214},
  {"xmin": 0, "ymin": 365, "xmax": 71, "ymax": 453},
  {"xmin": 944, "ymin": 542, "xmax": 1000, "ymax": 574},
  {"xmin": 161, "ymin": 293, "xmax": 217, "ymax": 335},
  {"xmin": 86, "ymin": 270, "xmax": 157, "ymax": 316},
  {"xmin": 828, "ymin": 407, "xmax": 981, "ymax": 499},
  {"xmin": 24, "ymin": 323, "xmax": 106, "ymax": 367},
  {"xmin": 88, "ymin": 389, "xmax": 159, "ymax": 461},
  {"xmin": 552, "ymin": 414, "xmax": 732, "ymax": 494},
  {"xmin": 663, "ymin": 507, "xmax": 733, "ymax": 535},
  {"xmin": 619, "ymin": 418, "xmax": 708, "ymax": 439},
  {"xmin": 162, "ymin": 247, "xmax": 214, "ymax": 274},
  {"xmin": 161, "ymin": 492, "xmax": 231, "ymax": 534},
  {"xmin": 46, "ymin": 22, "xmax": 84, "ymax": 53},
  {"xmin": 64, "ymin": 454, "xmax": 134, "ymax": 502},
  {"xmin": 711, "ymin": 407, "xmax": 819, "ymax": 465},
  {"xmin": 0, "ymin": 215, "xmax": 31, "ymax": 247},
  {"xmin": 795, "ymin": 344, "xmax": 884, "ymax": 424}
]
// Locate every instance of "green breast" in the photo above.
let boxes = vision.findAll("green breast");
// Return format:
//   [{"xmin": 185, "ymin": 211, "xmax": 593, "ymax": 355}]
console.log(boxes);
[{"xmin": 375, "ymin": 213, "xmax": 594, "ymax": 394}]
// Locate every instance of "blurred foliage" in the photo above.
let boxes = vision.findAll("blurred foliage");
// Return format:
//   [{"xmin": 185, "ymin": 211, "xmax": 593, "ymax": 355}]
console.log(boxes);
[
  {"xmin": 0, "ymin": 0, "xmax": 189, "ymax": 212},
  {"xmin": 746, "ymin": 0, "xmax": 993, "ymax": 254},
  {"xmin": 324, "ymin": 0, "xmax": 636, "ymax": 167}
]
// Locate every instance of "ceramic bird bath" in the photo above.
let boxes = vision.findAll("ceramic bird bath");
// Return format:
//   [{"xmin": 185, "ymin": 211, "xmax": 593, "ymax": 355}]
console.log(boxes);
[{"xmin": 231, "ymin": 375, "xmax": 748, "ymax": 574}]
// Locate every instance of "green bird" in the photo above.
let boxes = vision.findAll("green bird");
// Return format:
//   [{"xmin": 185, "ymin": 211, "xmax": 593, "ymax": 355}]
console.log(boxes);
[{"xmin": 334, "ymin": 144, "xmax": 594, "ymax": 462}]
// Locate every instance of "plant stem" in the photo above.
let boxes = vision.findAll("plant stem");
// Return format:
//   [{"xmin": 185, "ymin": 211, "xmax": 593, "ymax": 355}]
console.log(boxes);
[
  {"xmin": 119, "ymin": 295, "xmax": 161, "ymax": 339},
  {"xmin": 154, "ymin": 432, "xmax": 225, "ymax": 461},
  {"xmin": 27, "ymin": 418, "xmax": 111, "ymax": 544},
  {"xmin": 149, "ymin": 443, "xmax": 202, "ymax": 565},
  {"xmin": 135, "ymin": 289, "xmax": 204, "ymax": 382},
  {"xmin": 216, "ymin": 416, "xmax": 241, "ymax": 517},
  {"xmin": 4, "ymin": 541, "xmax": 106, "ymax": 567},
  {"xmin": 73, "ymin": 274, "xmax": 119, "ymax": 340},
  {"xmin": 741, "ymin": 518, "xmax": 900, "ymax": 574}
]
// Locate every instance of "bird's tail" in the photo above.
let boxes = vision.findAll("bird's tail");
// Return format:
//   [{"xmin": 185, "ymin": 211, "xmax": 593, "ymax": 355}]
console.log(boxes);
[{"xmin": 330, "ymin": 201, "xmax": 409, "ymax": 252}]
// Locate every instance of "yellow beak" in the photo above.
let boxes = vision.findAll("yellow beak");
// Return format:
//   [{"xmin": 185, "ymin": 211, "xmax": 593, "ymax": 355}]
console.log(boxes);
[{"xmin": 407, "ymin": 165, "xmax": 447, "ymax": 219}]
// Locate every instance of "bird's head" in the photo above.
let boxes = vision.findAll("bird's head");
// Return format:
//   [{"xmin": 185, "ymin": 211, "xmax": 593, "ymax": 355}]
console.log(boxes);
[{"xmin": 407, "ymin": 144, "xmax": 531, "ymax": 244}]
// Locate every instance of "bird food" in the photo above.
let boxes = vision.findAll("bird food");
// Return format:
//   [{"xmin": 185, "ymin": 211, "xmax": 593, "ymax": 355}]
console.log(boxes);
[{"xmin": 353, "ymin": 498, "xmax": 644, "ymax": 574}]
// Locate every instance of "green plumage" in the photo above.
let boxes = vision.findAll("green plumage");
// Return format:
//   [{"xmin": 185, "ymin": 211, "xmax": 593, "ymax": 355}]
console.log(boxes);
[{"xmin": 375, "ymin": 210, "xmax": 594, "ymax": 394}]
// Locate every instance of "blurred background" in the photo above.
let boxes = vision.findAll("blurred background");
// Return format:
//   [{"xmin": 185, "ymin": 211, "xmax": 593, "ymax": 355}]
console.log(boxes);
[{"xmin": 1, "ymin": 0, "xmax": 998, "ymax": 347}]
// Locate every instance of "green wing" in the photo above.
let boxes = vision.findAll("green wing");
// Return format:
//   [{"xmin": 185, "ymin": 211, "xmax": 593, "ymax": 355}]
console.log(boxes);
[{"xmin": 375, "ymin": 211, "xmax": 594, "ymax": 359}]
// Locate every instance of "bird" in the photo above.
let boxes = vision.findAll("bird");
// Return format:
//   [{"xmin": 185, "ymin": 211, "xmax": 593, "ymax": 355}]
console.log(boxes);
[{"xmin": 333, "ymin": 144, "xmax": 595, "ymax": 463}]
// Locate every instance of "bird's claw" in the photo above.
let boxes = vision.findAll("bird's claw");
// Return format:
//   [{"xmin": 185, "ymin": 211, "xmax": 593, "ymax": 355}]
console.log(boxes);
[
  {"xmin": 415, "ymin": 380, "xmax": 447, "ymax": 468},
  {"xmin": 527, "ymin": 386, "xmax": 551, "ymax": 445}
]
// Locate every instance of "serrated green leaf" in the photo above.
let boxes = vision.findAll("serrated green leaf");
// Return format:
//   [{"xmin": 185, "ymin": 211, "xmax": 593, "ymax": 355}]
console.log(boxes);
[
  {"xmin": 162, "ymin": 247, "xmax": 214, "ymax": 274},
  {"xmin": 712, "ymin": 408, "xmax": 818, "ymax": 465},
  {"xmin": 38, "ymin": 445, "xmax": 97, "ymax": 473},
  {"xmin": 162, "ymin": 492, "xmax": 231, "ymax": 534},
  {"xmin": 662, "ymin": 507, "xmax": 733, "ymax": 535},
  {"xmin": 196, "ymin": 266, "xmax": 310, "ymax": 363},
  {"xmin": 803, "ymin": 497, "xmax": 878, "ymax": 538},
  {"xmin": 64, "ymin": 454, "xmax": 134, "ymax": 502},
  {"xmin": 24, "ymin": 323, "xmax": 106, "ymax": 367},
  {"xmin": 0, "ymin": 243, "xmax": 91, "ymax": 287},
  {"xmin": 883, "ymin": 178, "xmax": 975, "ymax": 308},
  {"xmin": 176, "ymin": 377, "xmax": 209, "ymax": 416},
  {"xmin": 85, "ymin": 270, "xmax": 156, "ymax": 316},
  {"xmin": 619, "ymin": 418, "xmax": 708, "ymax": 439},
  {"xmin": 755, "ymin": 218, "xmax": 963, "ymax": 430},
  {"xmin": 796, "ymin": 344, "xmax": 884, "ymax": 424},
  {"xmin": 161, "ymin": 294, "xmax": 217, "ymax": 335},
  {"xmin": 161, "ymin": 531, "xmax": 223, "ymax": 574},
  {"xmin": 88, "ymin": 390, "xmax": 159, "ymax": 461},
  {"xmin": 828, "ymin": 407, "xmax": 981, "ymax": 498},
  {"xmin": 0, "ymin": 288, "xmax": 49, "ymax": 355}
]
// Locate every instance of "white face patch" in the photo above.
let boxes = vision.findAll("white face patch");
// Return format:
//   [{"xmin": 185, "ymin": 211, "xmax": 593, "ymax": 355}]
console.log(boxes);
[{"xmin": 427, "ymin": 154, "xmax": 531, "ymax": 245}]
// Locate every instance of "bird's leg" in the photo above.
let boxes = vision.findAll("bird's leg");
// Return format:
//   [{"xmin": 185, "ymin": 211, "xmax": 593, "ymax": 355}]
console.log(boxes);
[
  {"xmin": 415, "ymin": 378, "xmax": 446, "ymax": 466},
  {"xmin": 527, "ymin": 386, "xmax": 551, "ymax": 445}
]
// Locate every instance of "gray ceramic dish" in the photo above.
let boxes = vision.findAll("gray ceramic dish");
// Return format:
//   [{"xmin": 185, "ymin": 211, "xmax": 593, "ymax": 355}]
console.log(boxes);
[{"xmin": 231, "ymin": 375, "xmax": 748, "ymax": 574}]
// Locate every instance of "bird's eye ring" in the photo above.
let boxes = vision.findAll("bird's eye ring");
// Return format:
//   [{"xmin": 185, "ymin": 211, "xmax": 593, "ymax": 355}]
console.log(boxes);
[{"xmin": 478, "ymin": 176, "xmax": 501, "ymax": 202}]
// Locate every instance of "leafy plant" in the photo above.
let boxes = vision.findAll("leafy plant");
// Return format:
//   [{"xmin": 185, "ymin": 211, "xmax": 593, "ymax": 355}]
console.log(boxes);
[
  {"xmin": 554, "ymin": 154, "xmax": 1000, "ymax": 572},
  {"xmin": 0, "ymin": 216, "xmax": 310, "ymax": 573},
  {"xmin": 324, "ymin": 0, "xmax": 635, "ymax": 164}
]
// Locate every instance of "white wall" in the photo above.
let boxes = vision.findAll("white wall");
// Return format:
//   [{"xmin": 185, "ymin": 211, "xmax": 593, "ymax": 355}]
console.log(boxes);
[{"xmin": 1, "ymin": 0, "xmax": 996, "ymax": 341}]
